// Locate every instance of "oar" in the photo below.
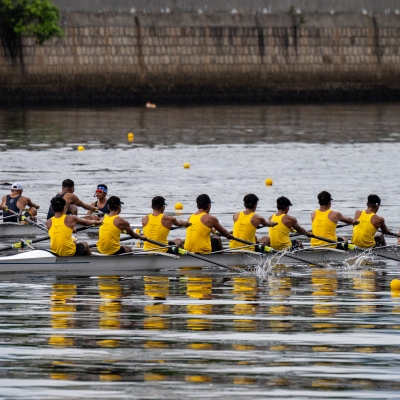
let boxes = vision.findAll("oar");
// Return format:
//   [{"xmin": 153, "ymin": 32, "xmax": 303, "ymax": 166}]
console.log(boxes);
[
  {"xmin": 142, "ymin": 237, "xmax": 239, "ymax": 271},
  {"xmin": 21, "ymin": 216, "xmax": 48, "ymax": 233},
  {"xmin": 0, "ymin": 225, "xmax": 98, "ymax": 252},
  {"xmin": 309, "ymin": 233, "xmax": 400, "ymax": 262},
  {"xmin": 230, "ymin": 236, "xmax": 328, "ymax": 268}
]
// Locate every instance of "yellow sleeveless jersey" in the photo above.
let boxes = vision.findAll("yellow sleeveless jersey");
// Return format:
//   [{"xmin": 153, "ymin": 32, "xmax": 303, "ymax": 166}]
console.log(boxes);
[
  {"xmin": 268, "ymin": 214, "xmax": 292, "ymax": 250},
  {"xmin": 97, "ymin": 215, "xmax": 122, "ymax": 255},
  {"xmin": 229, "ymin": 211, "xmax": 256, "ymax": 250},
  {"xmin": 143, "ymin": 214, "xmax": 170, "ymax": 253},
  {"xmin": 351, "ymin": 211, "xmax": 377, "ymax": 248},
  {"xmin": 311, "ymin": 209, "xmax": 337, "ymax": 248},
  {"xmin": 184, "ymin": 212, "xmax": 212, "ymax": 254},
  {"xmin": 49, "ymin": 214, "xmax": 76, "ymax": 257}
]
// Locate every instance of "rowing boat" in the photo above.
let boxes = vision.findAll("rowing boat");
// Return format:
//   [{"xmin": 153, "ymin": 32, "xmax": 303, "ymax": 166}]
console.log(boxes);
[
  {"xmin": 0, "ymin": 222, "xmax": 143, "ymax": 237},
  {"xmin": 0, "ymin": 246, "xmax": 397, "ymax": 276}
]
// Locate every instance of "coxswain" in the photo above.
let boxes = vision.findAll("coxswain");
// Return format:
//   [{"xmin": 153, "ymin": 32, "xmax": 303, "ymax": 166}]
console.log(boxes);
[
  {"xmin": 47, "ymin": 179, "xmax": 97, "ymax": 220},
  {"xmin": 311, "ymin": 191, "xmax": 359, "ymax": 248},
  {"xmin": 142, "ymin": 196, "xmax": 191, "ymax": 253},
  {"xmin": 97, "ymin": 196, "xmax": 145, "ymax": 255},
  {"xmin": 229, "ymin": 193, "xmax": 278, "ymax": 251},
  {"xmin": 46, "ymin": 196, "xmax": 101, "ymax": 256},
  {"xmin": 86, "ymin": 184, "xmax": 109, "ymax": 216},
  {"xmin": 184, "ymin": 194, "xmax": 233, "ymax": 253},
  {"xmin": 351, "ymin": 194, "xmax": 390, "ymax": 248},
  {"xmin": 1, "ymin": 182, "xmax": 40, "ymax": 223},
  {"xmin": 268, "ymin": 196, "xmax": 311, "ymax": 250}
]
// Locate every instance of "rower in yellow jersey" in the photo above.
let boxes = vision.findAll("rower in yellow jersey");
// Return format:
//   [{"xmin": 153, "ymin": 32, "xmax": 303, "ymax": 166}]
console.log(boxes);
[
  {"xmin": 97, "ymin": 196, "xmax": 145, "ymax": 255},
  {"xmin": 311, "ymin": 191, "xmax": 359, "ymax": 248},
  {"xmin": 142, "ymin": 196, "xmax": 191, "ymax": 253},
  {"xmin": 184, "ymin": 194, "xmax": 233, "ymax": 254},
  {"xmin": 46, "ymin": 196, "xmax": 102, "ymax": 256},
  {"xmin": 352, "ymin": 194, "xmax": 391, "ymax": 248},
  {"xmin": 268, "ymin": 196, "xmax": 311, "ymax": 250},
  {"xmin": 229, "ymin": 193, "xmax": 277, "ymax": 251}
]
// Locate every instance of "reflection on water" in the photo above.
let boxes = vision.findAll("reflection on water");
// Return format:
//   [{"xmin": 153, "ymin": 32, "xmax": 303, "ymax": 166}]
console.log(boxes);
[
  {"xmin": 1, "ymin": 265, "xmax": 400, "ymax": 398},
  {"xmin": 1, "ymin": 103, "xmax": 400, "ymax": 149}
]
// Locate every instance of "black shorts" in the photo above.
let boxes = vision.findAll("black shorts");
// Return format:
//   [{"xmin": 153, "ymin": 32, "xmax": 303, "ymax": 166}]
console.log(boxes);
[
  {"xmin": 113, "ymin": 246, "xmax": 127, "ymax": 255},
  {"xmin": 74, "ymin": 242, "xmax": 86, "ymax": 256},
  {"xmin": 211, "ymin": 237, "xmax": 221, "ymax": 252}
]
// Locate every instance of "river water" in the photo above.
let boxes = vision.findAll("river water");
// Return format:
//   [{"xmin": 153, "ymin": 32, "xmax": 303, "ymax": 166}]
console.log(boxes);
[{"xmin": 0, "ymin": 103, "xmax": 400, "ymax": 399}]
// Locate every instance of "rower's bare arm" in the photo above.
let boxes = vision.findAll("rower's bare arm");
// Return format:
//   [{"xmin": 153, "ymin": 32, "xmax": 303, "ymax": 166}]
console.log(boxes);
[
  {"xmin": 171, "ymin": 216, "xmax": 191, "ymax": 228},
  {"xmin": 0, "ymin": 196, "xmax": 6, "ymax": 208},
  {"xmin": 75, "ymin": 216, "xmax": 102, "ymax": 226},
  {"xmin": 26, "ymin": 198, "xmax": 40, "ymax": 209},
  {"xmin": 213, "ymin": 220, "xmax": 233, "ymax": 239},
  {"xmin": 337, "ymin": 212, "xmax": 359, "ymax": 225},
  {"xmin": 354, "ymin": 210, "xmax": 362, "ymax": 219},
  {"xmin": 258, "ymin": 216, "xmax": 277, "ymax": 227},
  {"xmin": 291, "ymin": 217, "xmax": 312, "ymax": 237},
  {"xmin": 122, "ymin": 220, "xmax": 145, "ymax": 240},
  {"xmin": 379, "ymin": 218, "xmax": 391, "ymax": 235},
  {"xmin": 72, "ymin": 195, "xmax": 97, "ymax": 211},
  {"xmin": 86, "ymin": 202, "xmax": 97, "ymax": 215}
]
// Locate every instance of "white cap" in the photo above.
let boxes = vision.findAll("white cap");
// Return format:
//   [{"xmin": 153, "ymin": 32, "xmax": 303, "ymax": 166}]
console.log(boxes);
[{"xmin": 11, "ymin": 182, "xmax": 23, "ymax": 190}]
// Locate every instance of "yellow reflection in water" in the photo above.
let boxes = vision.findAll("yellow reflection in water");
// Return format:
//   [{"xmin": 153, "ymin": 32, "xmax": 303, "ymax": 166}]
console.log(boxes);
[
  {"xmin": 143, "ymin": 276, "xmax": 171, "ymax": 331},
  {"xmin": 232, "ymin": 277, "xmax": 258, "ymax": 332},
  {"xmin": 353, "ymin": 271, "xmax": 377, "ymax": 323},
  {"xmin": 311, "ymin": 269, "xmax": 338, "ymax": 331},
  {"xmin": 144, "ymin": 373, "xmax": 166, "ymax": 381},
  {"xmin": 49, "ymin": 283, "xmax": 77, "ymax": 348},
  {"xmin": 268, "ymin": 277, "xmax": 293, "ymax": 332},
  {"xmin": 186, "ymin": 375, "xmax": 212, "ymax": 383},
  {"xmin": 233, "ymin": 377, "xmax": 256, "ymax": 385},
  {"xmin": 187, "ymin": 276, "xmax": 213, "ymax": 331}
]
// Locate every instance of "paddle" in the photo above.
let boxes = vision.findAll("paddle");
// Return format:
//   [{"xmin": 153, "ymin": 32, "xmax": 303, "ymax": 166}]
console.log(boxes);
[
  {"xmin": 0, "ymin": 225, "xmax": 98, "ymax": 252},
  {"xmin": 309, "ymin": 233, "xmax": 400, "ymax": 262},
  {"xmin": 229, "ymin": 235, "xmax": 328, "ymax": 268},
  {"xmin": 142, "ymin": 237, "xmax": 239, "ymax": 271},
  {"xmin": 20, "ymin": 216, "xmax": 48, "ymax": 233}
]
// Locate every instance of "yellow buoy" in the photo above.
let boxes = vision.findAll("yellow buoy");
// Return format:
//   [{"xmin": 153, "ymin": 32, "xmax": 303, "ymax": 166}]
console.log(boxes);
[
  {"xmin": 265, "ymin": 178, "xmax": 273, "ymax": 186},
  {"xmin": 390, "ymin": 279, "xmax": 400, "ymax": 290},
  {"xmin": 183, "ymin": 162, "xmax": 190, "ymax": 169},
  {"xmin": 77, "ymin": 145, "xmax": 85, "ymax": 151},
  {"xmin": 175, "ymin": 202, "xmax": 183, "ymax": 210},
  {"xmin": 127, "ymin": 132, "xmax": 134, "ymax": 142}
]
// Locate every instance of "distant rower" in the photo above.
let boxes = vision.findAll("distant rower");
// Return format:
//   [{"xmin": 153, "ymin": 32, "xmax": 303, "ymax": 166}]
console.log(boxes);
[
  {"xmin": 229, "ymin": 193, "xmax": 277, "ymax": 251},
  {"xmin": 311, "ymin": 191, "xmax": 359, "ymax": 248},
  {"xmin": 47, "ymin": 196, "xmax": 101, "ymax": 256},
  {"xmin": 268, "ymin": 196, "xmax": 311, "ymax": 250},
  {"xmin": 1, "ymin": 182, "xmax": 40, "ymax": 223},
  {"xmin": 142, "ymin": 196, "xmax": 191, "ymax": 253},
  {"xmin": 87, "ymin": 184, "xmax": 109, "ymax": 216},
  {"xmin": 47, "ymin": 179, "xmax": 97, "ymax": 220},
  {"xmin": 97, "ymin": 196, "xmax": 145, "ymax": 255},
  {"xmin": 184, "ymin": 194, "xmax": 233, "ymax": 254},
  {"xmin": 351, "ymin": 194, "xmax": 390, "ymax": 248}
]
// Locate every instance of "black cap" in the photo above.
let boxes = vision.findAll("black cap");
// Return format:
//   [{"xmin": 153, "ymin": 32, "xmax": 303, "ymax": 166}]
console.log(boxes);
[
  {"xmin": 277, "ymin": 196, "xmax": 292, "ymax": 209},
  {"xmin": 318, "ymin": 191, "xmax": 333, "ymax": 205},
  {"xmin": 107, "ymin": 196, "xmax": 124, "ymax": 209},
  {"xmin": 196, "ymin": 194, "xmax": 213, "ymax": 209},
  {"xmin": 367, "ymin": 194, "xmax": 381, "ymax": 206},
  {"xmin": 152, "ymin": 196, "xmax": 167, "ymax": 208}
]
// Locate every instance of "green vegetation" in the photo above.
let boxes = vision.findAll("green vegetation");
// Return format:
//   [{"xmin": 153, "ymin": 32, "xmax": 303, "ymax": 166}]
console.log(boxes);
[{"xmin": 0, "ymin": 0, "xmax": 64, "ymax": 62}]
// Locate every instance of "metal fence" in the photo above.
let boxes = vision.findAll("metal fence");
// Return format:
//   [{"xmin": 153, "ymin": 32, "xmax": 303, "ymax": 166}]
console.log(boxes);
[{"xmin": 52, "ymin": 0, "xmax": 400, "ymax": 14}]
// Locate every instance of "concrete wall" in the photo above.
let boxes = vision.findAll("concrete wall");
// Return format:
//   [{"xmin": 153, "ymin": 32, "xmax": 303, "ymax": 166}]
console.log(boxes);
[
  {"xmin": 1, "ymin": 12, "xmax": 400, "ymax": 104},
  {"xmin": 52, "ymin": 0, "xmax": 400, "ymax": 15}
]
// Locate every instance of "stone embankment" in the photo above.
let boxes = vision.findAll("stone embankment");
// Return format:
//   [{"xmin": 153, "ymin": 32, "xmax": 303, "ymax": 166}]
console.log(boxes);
[{"xmin": 0, "ymin": 12, "xmax": 399, "ymax": 104}]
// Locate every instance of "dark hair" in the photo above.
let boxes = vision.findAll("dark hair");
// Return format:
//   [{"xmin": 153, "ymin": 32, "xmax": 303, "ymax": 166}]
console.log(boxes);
[
  {"xmin": 243, "ymin": 194, "xmax": 259, "ymax": 209},
  {"xmin": 277, "ymin": 196, "xmax": 292, "ymax": 210},
  {"xmin": 196, "ymin": 194, "xmax": 212, "ymax": 209},
  {"xmin": 62, "ymin": 179, "xmax": 74, "ymax": 189},
  {"xmin": 107, "ymin": 196, "xmax": 123, "ymax": 211},
  {"xmin": 367, "ymin": 194, "xmax": 381, "ymax": 207},
  {"xmin": 152, "ymin": 196, "xmax": 167, "ymax": 210},
  {"xmin": 97, "ymin": 184, "xmax": 108, "ymax": 190},
  {"xmin": 51, "ymin": 196, "xmax": 66, "ymax": 212},
  {"xmin": 318, "ymin": 191, "xmax": 333, "ymax": 206}
]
